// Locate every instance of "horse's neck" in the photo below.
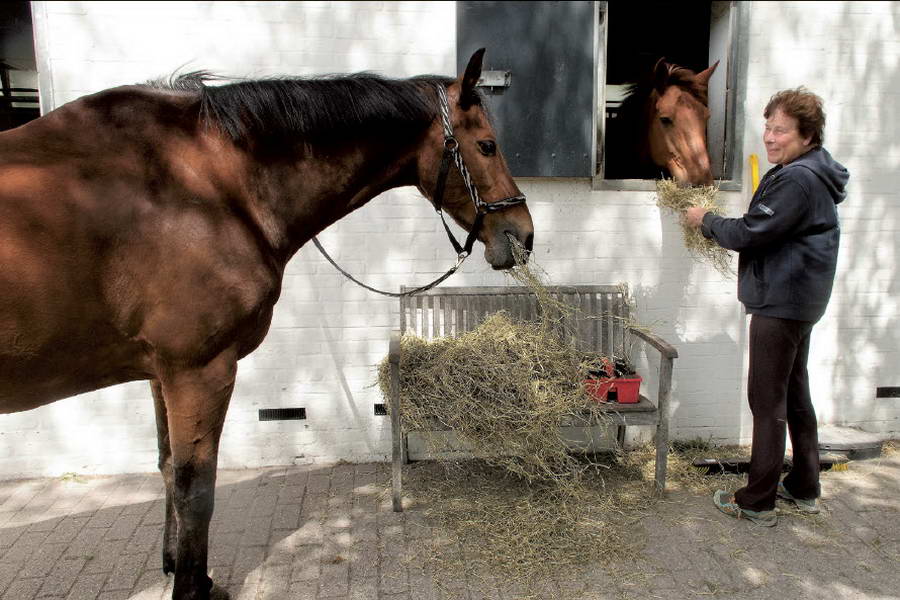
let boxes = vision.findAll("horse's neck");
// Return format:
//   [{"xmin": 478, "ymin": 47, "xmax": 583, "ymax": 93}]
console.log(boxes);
[{"xmin": 252, "ymin": 138, "xmax": 420, "ymax": 262}]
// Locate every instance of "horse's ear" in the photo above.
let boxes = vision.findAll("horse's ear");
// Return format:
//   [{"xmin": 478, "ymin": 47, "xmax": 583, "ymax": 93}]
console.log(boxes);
[
  {"xmin": 695, "ymin": 60, "xmax": 720, "ymax": 86},
  {"xmin": 653, "ymin": 57, "xmax": 670, "ymax": 94},
  {"xmin": 460, "ymin": 48, "xmax": 485, "ymax": 110}
]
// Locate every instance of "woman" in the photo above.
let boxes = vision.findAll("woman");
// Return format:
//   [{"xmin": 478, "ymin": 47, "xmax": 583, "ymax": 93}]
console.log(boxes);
[{"xmin": 684, "ymin": 87, "xmax": 849, "ymax": 526}]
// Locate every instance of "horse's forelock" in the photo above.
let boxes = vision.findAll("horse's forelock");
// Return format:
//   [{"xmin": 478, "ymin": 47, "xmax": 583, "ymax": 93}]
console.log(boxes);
[{"xmin": 664, "ymin": 65, "xmax": 710, "ymax": 105}]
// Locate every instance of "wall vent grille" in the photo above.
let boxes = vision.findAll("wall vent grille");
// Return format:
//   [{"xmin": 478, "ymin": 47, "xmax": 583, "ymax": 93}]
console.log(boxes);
[{"xmin": 258, "ymin": 408, "xmax": 306, "ymax": 421}]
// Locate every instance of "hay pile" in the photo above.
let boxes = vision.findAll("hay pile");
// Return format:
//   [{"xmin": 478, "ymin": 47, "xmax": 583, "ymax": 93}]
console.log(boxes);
[
  {"xmin": 377, "ymin": 310, "xmax": 610, "ymax": 483},
  {"xmin": 655, "ymin": 178, "xmax": 733, "ymax": 276},
  {"xmin": 376, "ymin": 243, "xmax": 616, "ymax": 483},
  {"xmin": 374, "ymin": 242, "xmax": 661, "ymax": 595}
]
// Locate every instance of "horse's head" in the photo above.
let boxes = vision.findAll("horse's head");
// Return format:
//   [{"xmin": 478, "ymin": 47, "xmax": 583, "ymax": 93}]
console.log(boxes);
[
  {"xmin": 647, "ymin": 58, "xmax": 719, "ymax": 186},
  {"xmin": 416, "ymin": 49, "xmax": 534, "ymax": 270}
]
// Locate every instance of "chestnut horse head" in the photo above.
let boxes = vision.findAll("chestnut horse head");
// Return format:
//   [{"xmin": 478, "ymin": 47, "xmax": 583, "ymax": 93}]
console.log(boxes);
[
  {"xmin": 647, "ymin": 58, "xmax": 719, "ymax": 186},
  {"xmin": 606, "ymin": 58, "xmax": 718, "ymax": 186}
]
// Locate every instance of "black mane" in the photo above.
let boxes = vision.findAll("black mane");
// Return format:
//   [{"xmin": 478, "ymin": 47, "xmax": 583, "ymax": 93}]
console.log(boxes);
[{"xmin": 149, "ymin": 72, "xmax": 456, "ymax": 147}]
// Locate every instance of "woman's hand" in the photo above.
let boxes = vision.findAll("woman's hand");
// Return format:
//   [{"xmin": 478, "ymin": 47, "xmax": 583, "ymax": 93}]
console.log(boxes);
[{"xmin": 683, "ymin": 206, "xmax": 708, "ymax": 228}]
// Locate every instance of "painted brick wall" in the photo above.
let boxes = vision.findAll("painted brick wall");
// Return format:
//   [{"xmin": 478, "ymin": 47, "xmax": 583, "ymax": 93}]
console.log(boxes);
[{"xmin": 2, "ymin": 1, "xmax": 896, "ymax": 478}]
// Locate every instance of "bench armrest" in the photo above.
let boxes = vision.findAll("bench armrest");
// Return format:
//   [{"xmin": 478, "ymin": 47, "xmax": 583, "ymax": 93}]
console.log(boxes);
[{"xmin": 628, "ymin": 327, "xmax": 678, "ymax": 360}]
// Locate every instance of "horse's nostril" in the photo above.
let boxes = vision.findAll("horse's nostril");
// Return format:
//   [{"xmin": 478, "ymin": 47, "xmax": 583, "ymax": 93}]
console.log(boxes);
[{"xmin": 524, "ymin": 233, "xmax": 534, "ymax": 251}]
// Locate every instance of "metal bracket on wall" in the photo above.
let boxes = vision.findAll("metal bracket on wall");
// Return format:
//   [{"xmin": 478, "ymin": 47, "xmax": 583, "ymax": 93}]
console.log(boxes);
[{"xmin": 476, "ymin": 70, "xmax": 511, "ymax": 89}]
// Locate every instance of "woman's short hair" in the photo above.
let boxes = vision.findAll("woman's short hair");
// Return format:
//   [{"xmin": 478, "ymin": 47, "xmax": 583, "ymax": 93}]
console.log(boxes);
[{"xmin": 764, "ymin": 87, "xmax": 825, "ymax": 146}]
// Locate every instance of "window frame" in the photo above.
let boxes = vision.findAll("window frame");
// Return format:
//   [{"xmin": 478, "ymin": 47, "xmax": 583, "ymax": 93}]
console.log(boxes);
[{"xmin": 591, "ymin": 0, "xmax": 751, "ymax": 192}]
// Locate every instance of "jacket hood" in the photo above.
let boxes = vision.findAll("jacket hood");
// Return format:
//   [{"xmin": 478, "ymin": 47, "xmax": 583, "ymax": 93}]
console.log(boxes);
[{"xmin": 787, "ymin": 146, "xmax": 849, "ymax": 205}]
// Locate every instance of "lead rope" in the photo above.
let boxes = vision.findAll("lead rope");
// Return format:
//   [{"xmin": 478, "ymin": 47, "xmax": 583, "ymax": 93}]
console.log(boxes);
[
  {"xmin": 310, "ymin": 84, "xmax": 475, "ymax": 298},
  {"xmin": 311, "ymin": 237, "xmax": 465, "ymax": 298}
]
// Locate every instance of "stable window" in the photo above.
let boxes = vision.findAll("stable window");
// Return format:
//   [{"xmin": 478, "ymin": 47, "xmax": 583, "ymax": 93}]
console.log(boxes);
[
  {"xmin": 456, "ymin": 1, "xmax": 748, "ymax": 188},
  {"xmin": 596, "ymin": 1, "xmax": 749, "ymax": 190},
  {"xmin": 0, "ymin": 1, "xmax": 40, "ymax": 132}
]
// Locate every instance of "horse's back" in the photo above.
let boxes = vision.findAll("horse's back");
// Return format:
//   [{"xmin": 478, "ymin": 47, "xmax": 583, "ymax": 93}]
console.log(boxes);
[{"xmin": 0, "ymin": 85, "xmax": 277, "ymax": 413}]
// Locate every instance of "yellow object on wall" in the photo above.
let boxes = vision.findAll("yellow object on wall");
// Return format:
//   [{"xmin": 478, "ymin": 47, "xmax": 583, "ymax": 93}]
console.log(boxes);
[{"xmin": 749, "ymin": 154, "xmax": 760, "ymax": 194}]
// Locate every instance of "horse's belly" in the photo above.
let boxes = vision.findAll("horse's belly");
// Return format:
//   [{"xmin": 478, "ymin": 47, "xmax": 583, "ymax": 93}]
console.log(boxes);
[
  {"xmin": 0, "ymin": 367, "xmax": 149, "ymax": 414},
  {"xmin": 0, "ymin": 294, "xmax": 153, "ymax": 413},
  {"xmin": 0, "ymin": 329, "xmax": 153, "ymax": 412}
]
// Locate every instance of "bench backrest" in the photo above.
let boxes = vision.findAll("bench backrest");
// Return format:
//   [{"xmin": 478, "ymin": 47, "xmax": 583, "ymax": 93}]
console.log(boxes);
[{"xmin": 399, "ymin": 284, "xmax": 629, "ymax": 358}]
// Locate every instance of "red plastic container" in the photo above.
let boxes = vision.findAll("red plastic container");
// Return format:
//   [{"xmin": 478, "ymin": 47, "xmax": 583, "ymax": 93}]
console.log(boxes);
[{"xmin": 584, "ymin": 376, "xmax": 642, "ymax": 404}]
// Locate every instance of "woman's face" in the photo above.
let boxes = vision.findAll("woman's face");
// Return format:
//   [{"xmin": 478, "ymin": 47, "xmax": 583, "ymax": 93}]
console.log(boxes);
[{"xmin": 764, "ymin": 108, "xmax": 814, "ymax": 165}]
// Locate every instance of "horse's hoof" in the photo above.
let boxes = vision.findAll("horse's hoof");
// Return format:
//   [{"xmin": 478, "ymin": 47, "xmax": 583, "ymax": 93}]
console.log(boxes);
[
  {"xmin": 162, "ymin": 553, "xmax": 176, "ymax": 575},
  {"xmin": 210, "ymin": 583, "xmax": 230, "ymax": 600}
]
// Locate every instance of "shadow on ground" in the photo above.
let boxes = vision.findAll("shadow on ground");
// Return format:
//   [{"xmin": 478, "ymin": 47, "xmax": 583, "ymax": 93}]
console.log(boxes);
[{"xmin": 0, "ymin": 446, "xmax": 896, "ymax": 599}]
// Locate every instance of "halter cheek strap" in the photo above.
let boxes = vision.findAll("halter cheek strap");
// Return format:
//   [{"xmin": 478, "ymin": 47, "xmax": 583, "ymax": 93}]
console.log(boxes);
[{"xmin": 431, "ymin": 84, "xmax": 526, "ymax": 258}]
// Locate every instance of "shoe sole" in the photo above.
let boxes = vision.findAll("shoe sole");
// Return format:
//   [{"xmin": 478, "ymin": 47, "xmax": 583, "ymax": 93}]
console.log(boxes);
[
  {"xmin": 714, "ymin": 491, "xmax": 777, "ymax": 526},
  {"xmin": 776, "ymin": 490, "xmax": 820, "ymax": 514},
  {"xmin": 777, "ymin": 496, "xmax": 820, "ymax": 514},
  {"xmin": 740, "ymin": 512, "xmax": 777, "ymax": 526}
]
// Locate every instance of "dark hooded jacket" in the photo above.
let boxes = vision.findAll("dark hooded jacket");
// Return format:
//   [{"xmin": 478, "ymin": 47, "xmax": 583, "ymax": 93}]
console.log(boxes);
[{"xmin": 701, "ymin": 146, "xmax": 849, "ymax": 322}]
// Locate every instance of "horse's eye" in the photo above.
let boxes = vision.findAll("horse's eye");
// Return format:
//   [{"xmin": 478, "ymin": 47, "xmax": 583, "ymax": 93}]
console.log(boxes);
[
  {"xmin": 477, "ymin": 140, "xmax": 497, "ymax": 156},
  {"xmin": 660, "ymin": 117, "xmax": 673, "ymax": 126}
]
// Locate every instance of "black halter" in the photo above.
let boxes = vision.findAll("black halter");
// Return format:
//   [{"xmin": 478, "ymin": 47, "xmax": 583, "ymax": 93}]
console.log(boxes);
[
  {"xmin": 311, "ymin": 84, "xmax": 527, "ymax": 298},
  {"xmin": 430, "ymin": 84, "xmax": 527, "ymax": 258}
]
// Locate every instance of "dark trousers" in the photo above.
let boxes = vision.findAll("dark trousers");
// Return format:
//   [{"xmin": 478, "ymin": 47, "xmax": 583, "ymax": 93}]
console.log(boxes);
[{"xmin": 734, "ymin": 314, "xmax": 821, "ymax": 512}]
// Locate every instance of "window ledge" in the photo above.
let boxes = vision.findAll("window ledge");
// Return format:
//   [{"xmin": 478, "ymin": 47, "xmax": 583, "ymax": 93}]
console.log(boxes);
[{"xmin": 591, "ymin": 177, "xmax": 743, "ymax": 192}]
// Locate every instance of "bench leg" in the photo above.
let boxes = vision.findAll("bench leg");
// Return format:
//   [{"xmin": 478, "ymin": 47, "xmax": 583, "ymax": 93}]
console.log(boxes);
[
  {"xmin": 389, "ymin": 332, "xmax": 403, "ymax": 512},
  {"xmin": 653, "ymin": 356, "xmax": 674, "ymax": 495}
]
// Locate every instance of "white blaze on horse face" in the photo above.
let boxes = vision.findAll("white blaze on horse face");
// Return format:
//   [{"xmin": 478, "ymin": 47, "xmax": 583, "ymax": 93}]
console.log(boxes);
[{"xmin": 655, "ymin": 87, "xmax": 713, "ymax": 186}]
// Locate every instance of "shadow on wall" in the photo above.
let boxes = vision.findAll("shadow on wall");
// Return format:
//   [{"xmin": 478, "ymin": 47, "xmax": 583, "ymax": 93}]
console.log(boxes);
[
  {"xmin": 635, "ymin": 197, "xmax": 747, "ymax": 445},
  {"xmin": 822, "ymin": 2, "xmax": 899, "ymax": 431}
]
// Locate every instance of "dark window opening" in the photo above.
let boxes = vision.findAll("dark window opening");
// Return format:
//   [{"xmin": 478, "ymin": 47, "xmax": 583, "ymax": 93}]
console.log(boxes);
[
  {"xmin": 0, "ymin": 1, "xmax": 39, "ymax": 132},
  {"xmin": 599, "ymin": 1, "xmax": 745, "ymax": 186}
]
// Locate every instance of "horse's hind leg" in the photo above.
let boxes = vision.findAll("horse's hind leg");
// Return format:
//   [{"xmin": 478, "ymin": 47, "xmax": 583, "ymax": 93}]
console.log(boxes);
[
  {"xmin": 158, "ymin": 349, "xmax": 236, "ymax": 600},
  {"xmin": 151, "ymin": 379, "xmax": 178, "ymax": 575}
]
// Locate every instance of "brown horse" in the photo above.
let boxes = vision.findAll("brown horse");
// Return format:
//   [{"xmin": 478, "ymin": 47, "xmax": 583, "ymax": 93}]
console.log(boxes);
[
  {"xmin": 605, "ymin": 58, "xmax": 719, "ymax": 185},
  {"xmin": 0, "ymin": 50, "xmax": 533, "ymax": 599}
]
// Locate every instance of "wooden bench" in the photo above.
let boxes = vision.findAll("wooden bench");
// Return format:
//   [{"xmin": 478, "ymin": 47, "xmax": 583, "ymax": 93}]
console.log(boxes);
[{"xmin": 387, "ymin": 284, "xmax": 678, "ymax": 511}]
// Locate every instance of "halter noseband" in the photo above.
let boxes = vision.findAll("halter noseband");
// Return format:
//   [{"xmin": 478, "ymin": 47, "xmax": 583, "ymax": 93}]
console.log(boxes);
[{"xmin": 431, "ymin": 84, "xmax": 526, "ymax": 258}]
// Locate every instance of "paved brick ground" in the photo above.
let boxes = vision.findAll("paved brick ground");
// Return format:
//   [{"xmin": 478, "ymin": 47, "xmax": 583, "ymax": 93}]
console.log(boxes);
[{"xmin": 0, "ymin": 453, "xmax": 897, "ymax": 600}]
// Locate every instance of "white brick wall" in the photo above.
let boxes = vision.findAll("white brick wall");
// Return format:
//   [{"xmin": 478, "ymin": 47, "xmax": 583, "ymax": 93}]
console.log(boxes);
[{"xmin": 2, "ymin": 1, "xmax": 896, "ymax": 478}]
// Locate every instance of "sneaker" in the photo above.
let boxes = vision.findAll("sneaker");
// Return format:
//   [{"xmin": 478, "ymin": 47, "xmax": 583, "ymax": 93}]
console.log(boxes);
[
  {"xmin": 712, "ymin": 490, "xmax": 777, "ymax": 527},
  {"xmin": 777, "ymin": 482, "xmax": 820, "ymax": 514}
]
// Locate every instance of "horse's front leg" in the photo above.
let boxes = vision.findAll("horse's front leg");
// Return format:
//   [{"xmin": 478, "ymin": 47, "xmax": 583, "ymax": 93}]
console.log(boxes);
[
  {"xmin": 158, "ymin": 349, "xmax": 237, "ymax": 600},
  {"xmin": 151, "ymin": 379, "xmax": 178, "ymax": 575}
]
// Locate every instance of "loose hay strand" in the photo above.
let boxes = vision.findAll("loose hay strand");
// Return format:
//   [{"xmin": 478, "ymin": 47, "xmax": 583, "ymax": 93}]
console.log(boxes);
[{"xmin": 655, "ymin": 178, "xmax": 734, "ymax": 277}]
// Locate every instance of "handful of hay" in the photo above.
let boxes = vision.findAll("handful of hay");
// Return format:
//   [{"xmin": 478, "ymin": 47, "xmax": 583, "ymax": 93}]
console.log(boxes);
[{"xmin": 655, "ymin": 178, "xmax": 733, "ymax": 276}]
